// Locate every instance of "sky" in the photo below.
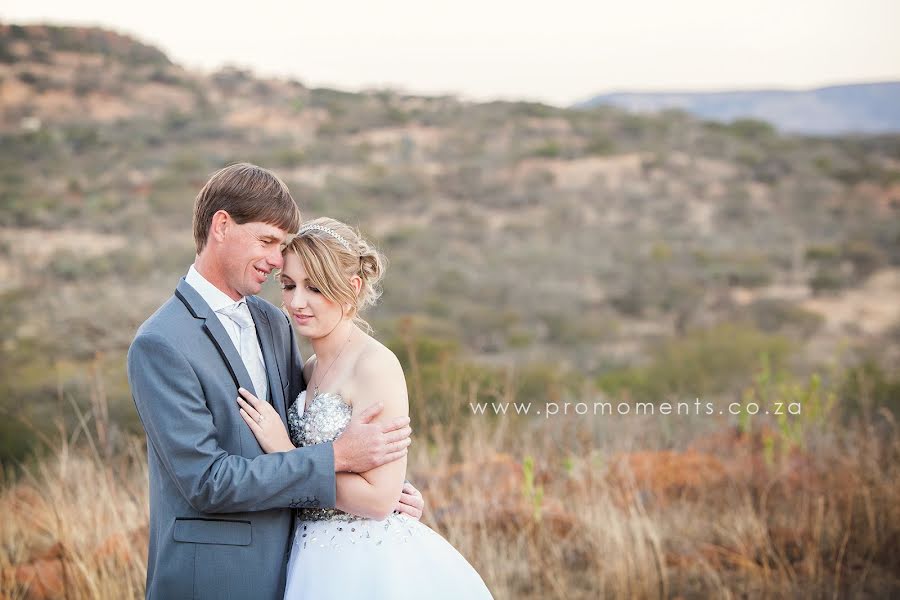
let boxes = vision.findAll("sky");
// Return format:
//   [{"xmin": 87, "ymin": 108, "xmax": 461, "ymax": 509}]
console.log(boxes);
[{"xmin": 3, "ymin": 0, "xmax": 899, "ymax": 106}]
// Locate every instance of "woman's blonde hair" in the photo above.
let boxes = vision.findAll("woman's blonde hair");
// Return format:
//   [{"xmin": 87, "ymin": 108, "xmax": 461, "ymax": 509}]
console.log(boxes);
[{"xmin": 283, "ymin": 217, "xmax": 386, "ymax": 332}]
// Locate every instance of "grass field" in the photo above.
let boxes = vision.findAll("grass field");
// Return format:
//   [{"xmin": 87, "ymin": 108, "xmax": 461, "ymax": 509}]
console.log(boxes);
[{"xmin": 2, "ymin": 373, "xmax": 898, "ymax": 599}]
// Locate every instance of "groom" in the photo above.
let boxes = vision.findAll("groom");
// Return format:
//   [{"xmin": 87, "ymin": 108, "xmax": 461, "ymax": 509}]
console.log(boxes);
[{"xmin": 128, "ymin": 163, "xmax": 423, "ymax": 600}]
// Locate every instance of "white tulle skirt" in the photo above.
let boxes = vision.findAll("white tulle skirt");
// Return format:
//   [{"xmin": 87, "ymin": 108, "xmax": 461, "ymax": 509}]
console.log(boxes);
[{"xmin": 283, "ymin": 513, "xmax": 493, "ymax": 599}]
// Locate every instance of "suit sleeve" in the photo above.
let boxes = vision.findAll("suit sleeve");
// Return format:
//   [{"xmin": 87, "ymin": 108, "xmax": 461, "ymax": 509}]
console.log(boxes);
[{"xmin": 127, "ymin": 331, "xmax": 336, "ymax": 513}]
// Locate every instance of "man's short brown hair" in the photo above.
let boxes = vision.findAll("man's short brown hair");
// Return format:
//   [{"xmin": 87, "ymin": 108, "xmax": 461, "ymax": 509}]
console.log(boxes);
[{"xmin": 192, "ymin": 163, "xmax": 301, "ymax": 253}]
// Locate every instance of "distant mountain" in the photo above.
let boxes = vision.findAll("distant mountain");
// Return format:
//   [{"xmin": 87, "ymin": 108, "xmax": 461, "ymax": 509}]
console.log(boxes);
[{"xmin": 575, "ymin": 82, "xmax": 900, "ymax": 135}]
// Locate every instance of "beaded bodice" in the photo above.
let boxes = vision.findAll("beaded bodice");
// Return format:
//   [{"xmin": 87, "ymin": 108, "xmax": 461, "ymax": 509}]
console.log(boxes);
[
  {"xmin": 289, "ymin": 390, "xmax": 353, "ymax": 447},
  {"xmin": 286, "ymin": 390, "xmax": 427, "ymax": 554},
  {"xmin": 288, "ymin": 390, "xmax": 354, "ymax": 521}
]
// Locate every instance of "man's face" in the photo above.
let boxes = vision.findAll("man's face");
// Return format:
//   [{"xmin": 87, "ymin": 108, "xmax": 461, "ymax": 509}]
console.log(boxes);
[{"xmin": 219, "ymin": 220, "xmax": 290, "ymax": 299}]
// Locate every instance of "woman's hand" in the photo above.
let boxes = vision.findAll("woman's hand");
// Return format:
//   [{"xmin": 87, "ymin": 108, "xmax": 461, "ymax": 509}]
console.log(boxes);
[
  {"xmin": 237, "ymin": 387, "xmax": 295, "ymax": 453},
  {"xmin": 394, "ymin": 481, "xmax": 425, "ymax": 520}
]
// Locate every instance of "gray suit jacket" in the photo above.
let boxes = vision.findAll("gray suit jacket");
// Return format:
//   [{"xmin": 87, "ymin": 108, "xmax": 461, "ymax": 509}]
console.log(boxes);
[{"xmin": 127, "ymin": 278, "xmax": 336, "ymax": 600}]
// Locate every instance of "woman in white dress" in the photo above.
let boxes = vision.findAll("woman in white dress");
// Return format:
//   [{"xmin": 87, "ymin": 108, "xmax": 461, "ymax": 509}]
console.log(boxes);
[{"xmin": 235, "ymin": 217, "xmax": 493, "ymax": 599}]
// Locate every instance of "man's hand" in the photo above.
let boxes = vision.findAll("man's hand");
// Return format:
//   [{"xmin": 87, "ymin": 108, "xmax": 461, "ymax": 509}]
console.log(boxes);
[
  {"xmin": 332, "ymin": 401, "xmax": 411, "ymax": 473},
  {"xmin": 394, "ymin": 480, "xmax": 425, "ymax": 520}
]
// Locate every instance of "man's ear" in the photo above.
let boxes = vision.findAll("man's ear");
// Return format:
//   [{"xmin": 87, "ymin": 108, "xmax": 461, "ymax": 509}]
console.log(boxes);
[{"xmin": 209, "ymin": 210, "xmax": 231, "ymax": 243}]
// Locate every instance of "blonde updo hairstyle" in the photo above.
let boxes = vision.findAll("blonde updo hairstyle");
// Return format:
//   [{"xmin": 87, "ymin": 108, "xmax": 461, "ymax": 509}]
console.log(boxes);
[{"xmin": 283, "ymin": 217, "xmax": 386, "ymax": 333}]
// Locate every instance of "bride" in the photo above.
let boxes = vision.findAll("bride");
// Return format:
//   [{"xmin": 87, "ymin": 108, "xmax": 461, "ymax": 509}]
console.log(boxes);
[{"xmin": 235, "ymin": 217, "xmax": 493, "ymax": 599}]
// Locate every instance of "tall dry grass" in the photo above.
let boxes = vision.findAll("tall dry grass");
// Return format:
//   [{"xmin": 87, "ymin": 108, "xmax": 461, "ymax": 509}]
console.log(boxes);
[
  {"xmin": 414, "ymin": 412, "xmax": 900, "ymax": 599},
  {"xmin": 2, "ymin": 387, "xmax": 899, "ymax": 599},
  {"xmin": 0, "ymin": 430, "xmax": 148, "ymax": 600}
]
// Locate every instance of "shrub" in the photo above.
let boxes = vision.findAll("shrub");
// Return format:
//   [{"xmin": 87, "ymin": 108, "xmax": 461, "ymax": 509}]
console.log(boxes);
[
  {"xmin": 809, "ymin": 266, "xmax": 847, "ymax": 294},
  {"xmin": 740, "ymin": 299, "xmax": 824, "ymax": 338},
  {"xmin": 727, "ymin": 118, "xmax": 776, "ymax": 141},
  {"xmin": 841, "ymin": 239, "xmax": 886, "ymax": 279},
  {"xmin": 528, "ymin": 142, "xmax": 561, "ymax": 159},
  {"xmin": 585, "ymin": 135, "xmax": 616, "ymax": 156},
  {"xmin": 839, "ymin": 358, "xmax": 900, "ymax": 421},
  {"xmin": 597, "ymin": 324, "xmax": 792, "ymax": 401}
]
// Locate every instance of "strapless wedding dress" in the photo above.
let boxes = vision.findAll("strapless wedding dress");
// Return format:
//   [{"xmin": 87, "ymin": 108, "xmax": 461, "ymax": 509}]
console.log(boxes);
[{"xmin": 283, "ymin": 390, "xmax": 494, "ymax": 599}]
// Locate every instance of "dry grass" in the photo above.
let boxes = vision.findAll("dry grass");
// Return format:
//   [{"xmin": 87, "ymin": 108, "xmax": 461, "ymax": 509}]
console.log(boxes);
[
  {"xmin": 0, "ymin": 434, "xmax": 149, "ymax": 600},
  {"xmin": 2, "ymin": 404, "xmax": 899, "ymax": 599},
  {"xmin": 417, "ymin": 414, "xmax": 900, "ymax": 599}
]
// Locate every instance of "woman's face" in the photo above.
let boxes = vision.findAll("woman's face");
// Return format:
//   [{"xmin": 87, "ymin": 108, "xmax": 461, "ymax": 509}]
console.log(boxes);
[{"xmin": 279, "ymin": 251, "xmax": 345, "ymax": 339}]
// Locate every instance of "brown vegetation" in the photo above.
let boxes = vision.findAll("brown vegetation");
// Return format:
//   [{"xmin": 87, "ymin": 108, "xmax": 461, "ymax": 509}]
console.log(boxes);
[{"xmin": 2, "ymin": 397, "xmax": 898, "ymax": 599}]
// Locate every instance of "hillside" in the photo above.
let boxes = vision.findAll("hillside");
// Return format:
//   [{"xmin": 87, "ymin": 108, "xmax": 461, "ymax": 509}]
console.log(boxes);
[
  {"xmin": 2, "ymin": 24, "xmax": 900, "ymax": 462},
  {"xmin": 576, "ymin": 82, "xmax": 900, "ymax": 135}
]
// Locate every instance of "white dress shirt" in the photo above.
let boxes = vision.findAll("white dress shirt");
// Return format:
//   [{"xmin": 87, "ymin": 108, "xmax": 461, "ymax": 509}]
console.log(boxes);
[{"xmin": 185, "ymin": 264, "xmax": 268, "ymax": 400}]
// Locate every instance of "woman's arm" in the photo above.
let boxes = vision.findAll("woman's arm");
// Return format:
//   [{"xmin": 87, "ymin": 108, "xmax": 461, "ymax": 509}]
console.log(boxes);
[
  {"xmin": 334, "ymin": 348, "xmax": 409, "ymax": 520},
  {"xmin": 236, "ymin": 387, "xmax": 412, "ymax": 475},
  {"xmin": 237, "ymin": 347, "xmax": 412, "ymax": 520}
]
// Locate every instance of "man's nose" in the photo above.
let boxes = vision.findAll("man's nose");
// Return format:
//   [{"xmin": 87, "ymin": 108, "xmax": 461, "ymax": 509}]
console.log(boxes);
[{"xmin": 269, "ymin": 248, "xmax": 284, "ymax": 269}]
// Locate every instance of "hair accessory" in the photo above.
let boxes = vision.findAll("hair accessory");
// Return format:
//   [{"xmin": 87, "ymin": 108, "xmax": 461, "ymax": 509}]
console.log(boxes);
[{"xmin": 297, "ymin": 224, "xmax": 354, "ymax": 253}]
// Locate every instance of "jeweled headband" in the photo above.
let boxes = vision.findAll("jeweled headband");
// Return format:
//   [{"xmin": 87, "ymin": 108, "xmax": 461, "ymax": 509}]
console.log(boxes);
[{"xmin": 296, "ymin": 223, "xmax": 354, "ymax": 253}]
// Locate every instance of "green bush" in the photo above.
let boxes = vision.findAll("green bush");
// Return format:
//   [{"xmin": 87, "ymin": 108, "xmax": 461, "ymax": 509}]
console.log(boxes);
[
  {"xmin": 585, "ymin": 135, "xmax": 616, "ymax": 156},
  {"xmin": 528, "ymin": 142, "xmax": 561, "ymax": 159},
  {"xmin": 740, "ymin": 299, "xmax": 824, "ymax": 338},
  {"xmin": 727, "ymin": 118, "xmax": 776, "ymax": 141},
  {"xmin": 840, "ymin": 359, "xmax": 900, "ymax": 420},
  {"xmin": 805, "ymin": 244, "xmax": 840, "ymax": 261},
  {"xmin": 0, "ymin": 38, "xmax": 16, "ymax": 63},
  {"xmin": 842, "ymin": 239, "xmax": 886, "ymax": 279},
  {"xmin": 597, "ymin": 323, "xmax": 792, "ymax": 401},
  {"xmin": 515, "ymin": 363, "xmax": 575, "ymax": 403},
  {"xmin": 701, "ymin": 252, "xmax": 773, "ymax": 288},
  {"xmin": 0, "ymin": 417, "xmax": 42, "ymax": 467},
  {"xmin": 809, "ymin": 267, "xmax": 847, "ymax": 294}
]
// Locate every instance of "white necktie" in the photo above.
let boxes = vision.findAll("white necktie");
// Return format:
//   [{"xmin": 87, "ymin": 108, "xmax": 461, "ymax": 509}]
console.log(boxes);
[{"xmin": 218, "ymin": 301, "xmax": 268, "ymax": 403}]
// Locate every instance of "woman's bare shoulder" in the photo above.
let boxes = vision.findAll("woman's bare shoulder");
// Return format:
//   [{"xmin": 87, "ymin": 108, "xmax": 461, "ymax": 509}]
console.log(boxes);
[
  {"xmin": 303, "ymin": 354, "xmax": 317, "ymax": 382},
  {"xmin": 344, "ymin": 337, "xmax": 407, "ymax": 413},
  {"xmin": 354, "ymin": 337, "xmax": 403, "ymax": 379}
]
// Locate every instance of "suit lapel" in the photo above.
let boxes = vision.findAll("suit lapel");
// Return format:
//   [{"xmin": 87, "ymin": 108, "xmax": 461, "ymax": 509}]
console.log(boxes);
[
  {"xmin": 247, "ymin": 298, "xmax": 288, "ymax": 426},
  {"xmin": 175, "ymin": 278, "xmax": 255, "ymax": 394}
]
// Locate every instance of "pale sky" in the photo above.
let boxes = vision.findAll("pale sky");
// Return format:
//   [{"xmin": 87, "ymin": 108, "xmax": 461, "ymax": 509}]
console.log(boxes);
[{"xmin": 3, "ymin": 0, "xmax": 899, "ymax": 105}]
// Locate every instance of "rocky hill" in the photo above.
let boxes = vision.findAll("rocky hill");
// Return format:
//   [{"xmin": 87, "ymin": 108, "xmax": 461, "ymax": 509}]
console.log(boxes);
[{"xmin": 2, "ymin": 24, "xmax": 899, "ymax": 461}]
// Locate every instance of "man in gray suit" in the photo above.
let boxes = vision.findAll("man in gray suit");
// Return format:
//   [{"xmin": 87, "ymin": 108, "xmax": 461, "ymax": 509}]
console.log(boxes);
[{"xmin": 127, "ymin": 163, "xmax": 421, "ymax": 600}]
